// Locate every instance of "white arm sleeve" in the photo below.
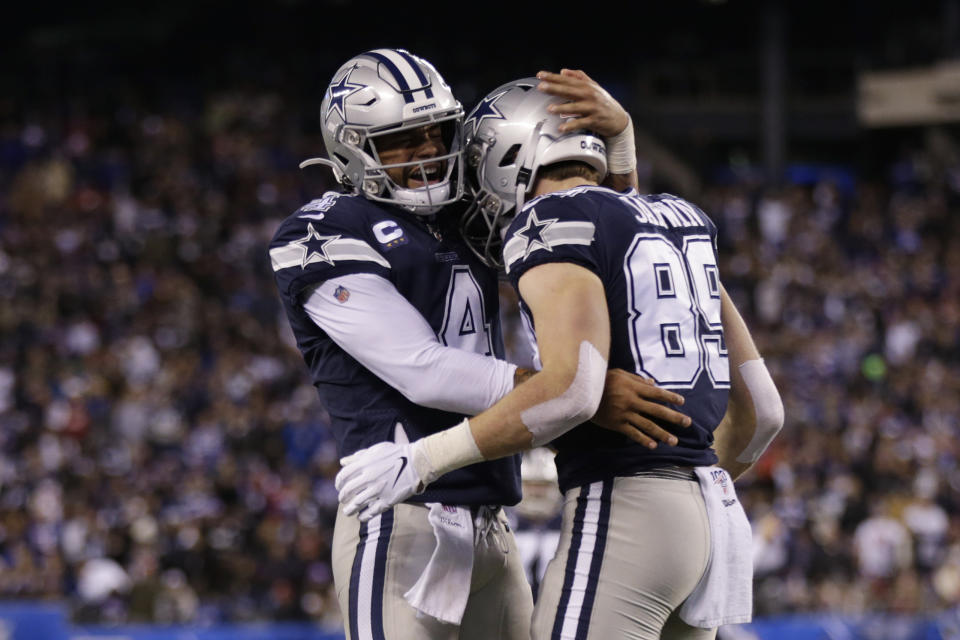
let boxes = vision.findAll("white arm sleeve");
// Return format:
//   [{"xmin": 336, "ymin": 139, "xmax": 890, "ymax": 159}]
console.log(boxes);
[
  {"xmin": 735, "ymin": 358, "xmax": 784, "ymax": 463},
  {"xmin": 303, "ymin": 273, "xmax": 516, "ymax": 415}
]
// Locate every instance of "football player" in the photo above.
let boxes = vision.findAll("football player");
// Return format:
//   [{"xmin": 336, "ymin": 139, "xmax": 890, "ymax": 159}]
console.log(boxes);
[
  {"xmin": 269, "ymin": 51, "xmax": 691, "ymax": 640},
  {"xmin": 336, "ymin": 78, "xmax": 785, "ymax": 639}
]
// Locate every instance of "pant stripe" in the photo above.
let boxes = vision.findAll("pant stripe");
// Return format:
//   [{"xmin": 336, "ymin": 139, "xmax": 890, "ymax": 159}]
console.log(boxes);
[
  {"xmin": 348, "ymin": 518, "xmax": 366, "ymax": 640},
  {"xmin": 370, "ymin": 510, "xmax": 394, "ymax": 639},
  {"xmin": 551, "ymin": 481, "xmax": 611, "ymax": 639},
  {"xmin": 349, "ymin": 510, "xmax": 394, "ymax": 640},
  {"xmin": 575, "ymin": 481, "xmax": 612, "ymax": 640}
]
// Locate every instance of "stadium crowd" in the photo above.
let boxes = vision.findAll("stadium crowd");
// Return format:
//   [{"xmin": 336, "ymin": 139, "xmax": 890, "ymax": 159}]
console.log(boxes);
[{"xmin": 1, "ymin": 87, "xmax": 959, "ymax": 625}]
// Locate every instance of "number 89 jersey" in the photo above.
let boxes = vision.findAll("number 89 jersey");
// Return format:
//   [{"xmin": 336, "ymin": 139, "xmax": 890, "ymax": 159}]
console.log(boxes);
[{"xmin": 504, "ymin": 186, "xmax": 727, "ymax": 493}]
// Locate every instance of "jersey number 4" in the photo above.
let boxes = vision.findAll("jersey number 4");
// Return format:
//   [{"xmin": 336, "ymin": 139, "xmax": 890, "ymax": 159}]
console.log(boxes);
[
  {"xmin": 624, "ymin": 233, "xmax": 730, "ymax": 389},
  {"xmin": 439, "ymin": 265, "xmax": 493, "ymax": 356}
]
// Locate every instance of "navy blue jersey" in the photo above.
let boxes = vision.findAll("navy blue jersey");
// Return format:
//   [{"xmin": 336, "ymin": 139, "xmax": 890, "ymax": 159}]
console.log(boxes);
[
  {"xmin": 504, "ymin": 186, "xmax": 727, "ymax": 493},
  {"xmin": 270, "ymin": 191, "xmax": 521, "ymax": 506}
]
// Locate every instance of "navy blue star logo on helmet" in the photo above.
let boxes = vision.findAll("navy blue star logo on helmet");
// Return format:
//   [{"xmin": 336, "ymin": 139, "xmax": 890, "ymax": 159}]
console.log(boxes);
[
  {"xmin": 293, "ymin": 223, "xmax": 340, "ymax": 267},
  {"xmin": 515, "ymin": 209, "xmax": 557, "ymax": 259},
  {"xmin": 326, "ymin": 66, "xmax": 365, "ymax": 123},
  {"xmin": 464, "ymin": 90, "xmax": 508, "ymax": 138}
]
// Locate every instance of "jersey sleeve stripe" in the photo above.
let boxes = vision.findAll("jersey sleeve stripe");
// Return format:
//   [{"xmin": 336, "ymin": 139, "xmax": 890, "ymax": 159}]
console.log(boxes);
[
  {"xmin": 503, "ymin": 221, "xmax": 596, "ymax": 273},
  {"xmin": 270, "ymin": 237, "xmax": 390, "ymax": 271}
]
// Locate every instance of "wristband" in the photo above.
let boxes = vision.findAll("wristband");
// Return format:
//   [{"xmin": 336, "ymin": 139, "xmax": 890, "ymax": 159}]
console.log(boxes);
[
  {"xmin": 413, "ymin": 419, "xmax": 484, "ymax": 484},
  {"xmin": 606, "ymin": 116, "xmax": 637, "ymax": 174}
]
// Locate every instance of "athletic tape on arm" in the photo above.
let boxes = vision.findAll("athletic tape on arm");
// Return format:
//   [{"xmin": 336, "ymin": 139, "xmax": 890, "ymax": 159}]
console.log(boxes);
[
  {"xmin": 606, "ymin": 116, "xmax": 637, "ymax": 174},
  {"xmin": 520, "ymin": 341, "xmax": 607, "ymax": 447},
  {"xmin": 413, "ymin": 418, "xmax": 483, "ymax": 484},
  {"xmin": 735, "ymin": 358, "xmax": 784, "ymax": 463}
]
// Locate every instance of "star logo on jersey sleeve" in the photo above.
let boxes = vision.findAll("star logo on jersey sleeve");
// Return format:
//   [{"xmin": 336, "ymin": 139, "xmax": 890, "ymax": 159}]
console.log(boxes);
[
  {"xmin": 514, "ymin": 208, "xmax": 558, "ymax": 259},
  {"xmin": 292, "ymin": 223, "xmax": 340, "ymax": 268},
  {"xmin": 464, "ymin": 89, "xmax": 508, "ymax": 138},
  {"xmin": 326, "ymin": 66, "xmax": 365, "ymax": 123}
]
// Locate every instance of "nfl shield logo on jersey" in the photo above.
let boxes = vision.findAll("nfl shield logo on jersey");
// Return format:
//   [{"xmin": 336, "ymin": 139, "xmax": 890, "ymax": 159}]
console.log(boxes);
[{"xmin": 333, "ymin": 286, "xmax": 350, "ymax": 303}]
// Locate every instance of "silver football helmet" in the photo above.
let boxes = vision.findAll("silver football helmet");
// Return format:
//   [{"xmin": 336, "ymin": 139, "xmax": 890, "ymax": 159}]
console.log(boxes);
[
  {"xmin": 460, "ymin": 78, "xmax": 608, "ymax": 269},
  {"xmin": 301, "ymin": 48, "xmax": 464, "ymax": 215}
]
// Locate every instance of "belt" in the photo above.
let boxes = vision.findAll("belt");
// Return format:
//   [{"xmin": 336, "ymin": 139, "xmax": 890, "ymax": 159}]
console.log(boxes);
[{"xmin": 630, "ymin": 465, "xmax": 697, "ymax": 481}]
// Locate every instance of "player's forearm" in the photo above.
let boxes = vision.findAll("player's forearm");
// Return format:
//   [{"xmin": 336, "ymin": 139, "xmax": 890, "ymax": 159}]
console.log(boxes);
[
  {"xmin": 412, "ymin": 340, "xmax": 606, "ymax": 484},
  {"xmin": 305, "ymin": 273, "xmax": 516, "ymax": 415},
  {"xmin": 414, "ymin": 343, "xmax": 517, "ymax": 414},
  {"xmin": 715, "ymin": 286, "xmax": 783, "ymax": 476},
  {"xmin": 471, "ymin": 366, "xmax": 587, "ymax": 459}
]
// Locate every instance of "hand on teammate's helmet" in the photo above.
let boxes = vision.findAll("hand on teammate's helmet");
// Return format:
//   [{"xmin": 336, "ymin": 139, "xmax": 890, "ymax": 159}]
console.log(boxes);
[
  {"xmin": 535, "ymin": 68, "xmax": 630, "ymax": 138},
  {"xmin": 335, "ymin": 441, "xmax": 425, "ymax": 522}
]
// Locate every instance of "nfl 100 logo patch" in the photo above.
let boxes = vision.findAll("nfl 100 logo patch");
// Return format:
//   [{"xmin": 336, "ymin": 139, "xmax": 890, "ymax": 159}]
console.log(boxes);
[
  {"xmin": 711, "ymin": 468, "xmax": 737, "ymax": 507},
  {"xmin": 333, "ymin": 285, "xmax": 350, "ymax": 303}
]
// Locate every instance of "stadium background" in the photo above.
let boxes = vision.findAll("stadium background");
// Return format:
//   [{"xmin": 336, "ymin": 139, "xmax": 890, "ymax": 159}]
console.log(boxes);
[{"xmin": 4, "ymin": 0, "xmax": 960, "ymax": 638}]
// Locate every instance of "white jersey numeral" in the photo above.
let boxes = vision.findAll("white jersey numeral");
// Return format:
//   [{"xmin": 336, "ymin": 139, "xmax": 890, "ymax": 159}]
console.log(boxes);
[
  {"xmin": 439, "ymin": 265, "xmax": 493, "ymax": 356},
  {"xmin": 624, "ymin": 234, "xmax": 729, "ymax": 389}
]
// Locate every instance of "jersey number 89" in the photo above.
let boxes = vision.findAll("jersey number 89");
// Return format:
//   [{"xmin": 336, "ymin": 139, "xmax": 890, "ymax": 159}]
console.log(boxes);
[{"xmin": 624, "ymin": 233, "xmax": 729, "ymax": 389}]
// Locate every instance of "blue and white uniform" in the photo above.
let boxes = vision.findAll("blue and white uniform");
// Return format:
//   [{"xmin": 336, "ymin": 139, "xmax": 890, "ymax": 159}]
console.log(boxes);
[
  {"xmin": 270, "ymin": 191, "xmax": 531, "ymax": 639},
  {"xmin": 505, "ymin": 186, "xmax": 727, "ymax": 493},
  {"xmin": 505, "ymin": 186, "xmax": 729, "ymax": 640}
]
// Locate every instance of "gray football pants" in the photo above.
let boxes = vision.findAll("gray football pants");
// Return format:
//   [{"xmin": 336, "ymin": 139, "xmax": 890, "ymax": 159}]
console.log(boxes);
[
  {"xmin": 332, "ymin": 502, "xmax": 533, "ymax": 640},
  {"xmin": 532, "ymin": 475, "xmax": 717, "ymax": 640}
]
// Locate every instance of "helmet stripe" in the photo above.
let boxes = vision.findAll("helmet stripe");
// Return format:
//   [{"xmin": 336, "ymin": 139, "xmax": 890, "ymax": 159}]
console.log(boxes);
[
  {"xmin": 393, "ymin": 49, "xmax": 434, "ymax": 100},
  {"xmin": 364, "ymin": 49, "xmax": 434, "ymax": 103},
  {"xmin": 363, "ymin": 50, "xmax": 413, "ymax": 103}
]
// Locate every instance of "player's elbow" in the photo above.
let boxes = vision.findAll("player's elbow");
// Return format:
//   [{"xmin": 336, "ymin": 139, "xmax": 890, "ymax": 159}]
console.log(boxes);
[
  {"xmin": 566, "ymin": 365, "xmax": 605, "ymax": 425},
  {"xmin": 756, "ymin": 391, "xmax": 784, "ymax": 435},
  {"xmin": 523, "ymin": 341, "xmax": 607, "ymax": 447}
]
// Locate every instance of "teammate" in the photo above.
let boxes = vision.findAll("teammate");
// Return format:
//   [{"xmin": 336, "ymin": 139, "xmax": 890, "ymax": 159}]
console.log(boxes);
[
  {"xmin": 337, "ymin": 78, "xmax": 784, "ymax": 639},
  {"xmin": 269, "ymin": 51, "xmax": 691, "ymax": 639}
]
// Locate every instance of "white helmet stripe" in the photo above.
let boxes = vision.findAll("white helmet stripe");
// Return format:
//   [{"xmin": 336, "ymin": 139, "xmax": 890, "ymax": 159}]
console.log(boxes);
[{"xmin": 367, "ymin": 48, "xmax": 433, "ymax": 100}]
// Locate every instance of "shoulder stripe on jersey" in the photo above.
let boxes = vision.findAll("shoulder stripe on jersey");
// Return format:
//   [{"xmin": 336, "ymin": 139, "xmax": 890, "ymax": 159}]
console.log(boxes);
[
  {"xmin": 364, "ymin": 49, "xmax": 433, "ymax": 103},
  {"xmin": 551, "ymin": 481, "xmax": 612, "ymax": 640},
  {"xmin": 270, "ymin": 235, "xmax": 390, "ymax": 272},
  {"xmin": 349, "ymin": 510, "xmax": 394, "ymax": 640},
  {"xmin": 503, "ymin": 218, "xmax": 595, "ymax": 274}
]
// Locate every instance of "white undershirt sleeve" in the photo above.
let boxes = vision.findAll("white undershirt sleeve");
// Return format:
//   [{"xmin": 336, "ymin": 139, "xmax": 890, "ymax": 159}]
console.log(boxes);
[{"xmin": 303, "ymin": 272, "xmax": 516, "ymax": 415}]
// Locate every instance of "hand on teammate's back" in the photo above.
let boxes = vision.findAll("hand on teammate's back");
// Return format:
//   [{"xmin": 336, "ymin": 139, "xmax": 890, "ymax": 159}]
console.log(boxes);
[{"xmin": 591, "ymin": 369, "xmax": 692, "ymax": 449}]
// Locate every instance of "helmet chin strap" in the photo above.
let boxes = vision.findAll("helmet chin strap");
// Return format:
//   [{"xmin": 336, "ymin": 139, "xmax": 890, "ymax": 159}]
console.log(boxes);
[{"xmin": 392, "ymin": 181, "xmax": 451, "ymax": 215}]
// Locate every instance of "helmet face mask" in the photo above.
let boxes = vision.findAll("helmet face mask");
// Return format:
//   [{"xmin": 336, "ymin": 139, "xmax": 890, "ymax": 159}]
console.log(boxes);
[
  {"xmin": 313, "ymin": 49, "xmax": 465, "ymax": 215},
  {"xmin": 364, "ymin": 118, "xmax": 461, "ymax": 210},
  {"xmin": 459, "ymin": 78, "xmax": 608, "ymax": 270}
]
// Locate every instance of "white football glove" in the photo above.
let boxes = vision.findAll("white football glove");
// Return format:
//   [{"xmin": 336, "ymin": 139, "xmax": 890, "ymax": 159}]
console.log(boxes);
[{"xmin": 335, "ymin": 441, "xmax": 428, "ymax": 522}]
